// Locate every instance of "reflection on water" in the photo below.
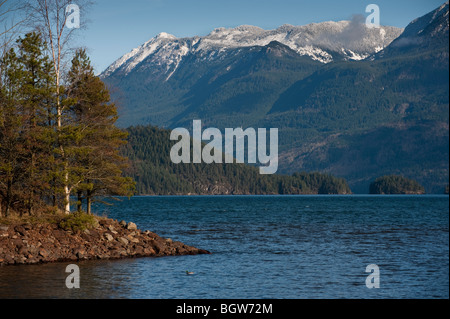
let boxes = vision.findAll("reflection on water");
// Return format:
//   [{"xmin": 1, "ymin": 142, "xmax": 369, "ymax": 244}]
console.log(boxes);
[{"xmin": 0, "ymin": 256, "xmax": 212, "ymax": 299}]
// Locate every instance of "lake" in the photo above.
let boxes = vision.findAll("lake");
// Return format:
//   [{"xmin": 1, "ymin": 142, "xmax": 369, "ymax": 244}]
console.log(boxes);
[{"xmin": 0, "ymin": 195, "xmax": 448, "ymax": 299}]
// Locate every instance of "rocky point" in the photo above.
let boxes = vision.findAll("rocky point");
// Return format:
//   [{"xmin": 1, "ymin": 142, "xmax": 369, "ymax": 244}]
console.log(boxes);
[{"xmin": 0, "ymin": 218, "xmax": 210, "ymax": 266}]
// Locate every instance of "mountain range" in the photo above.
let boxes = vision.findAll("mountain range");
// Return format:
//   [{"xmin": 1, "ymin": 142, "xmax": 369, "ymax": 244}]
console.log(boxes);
[{"xmin": 101, "ymin": 2, "xmax": 449, "ymax": 194}]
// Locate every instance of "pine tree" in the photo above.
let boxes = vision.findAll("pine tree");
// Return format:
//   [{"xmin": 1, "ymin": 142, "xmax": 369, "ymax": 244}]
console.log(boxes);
[
  {"xmin": 67, "ymin": 49, "xmax": 135, "ymax": 214},
  {"xmin": 0, "ymin": 32, "xmax": 59, "ymax": 216},
  {"xmin": 0, "ymin": 47, "xmax": 25, "ymax": 216},
  {"xmin": 16, "ymin": 32, "xmax": 55, "ymax": 215},
  {"xmin": 1, "ymin": 30, "xmax": 135, "ymax": 217}
]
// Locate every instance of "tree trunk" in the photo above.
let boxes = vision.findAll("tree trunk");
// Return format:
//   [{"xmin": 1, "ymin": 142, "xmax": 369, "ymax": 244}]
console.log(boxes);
[
  {"xmin": 77, "ymin": 190, "xmax": 82, "ymax": 213},
  {"xmin": 52, "ymin": 192, "xmax": 57, "ymax": 209},
  {"xmin": 28, "ymin": 202, "xmax": 33, "ymax": 216},
  {"xmin": 64, "ymin": 186, "xmax": 71, "ymax": 214},
  {"xmin": 5, "ymin": 179, "xmax": 12, "ymax": 217},
  {"xmin": 86, "ymin": 189, "xmax": 92, "ymax": 215},
  {"xmin": 27, "ymin": 152, "xmax": 35, "ymax": 216},
  {"xmin": 63, "ymin": 163, "xmax": 70, "ymax": 214}
]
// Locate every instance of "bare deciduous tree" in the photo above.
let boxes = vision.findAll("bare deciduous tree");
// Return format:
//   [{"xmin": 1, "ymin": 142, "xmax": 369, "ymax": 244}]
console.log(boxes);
[
  {"xmin": 1, "ymin": 0, "xmax": 27, "ymax": 49},
  {"xmin": 25, "ymin": 0, "xmax": 91, "ymax": 214},
  {"xmin": 1, "ymin": 0, "xmax": 27, "ymax": 85}
]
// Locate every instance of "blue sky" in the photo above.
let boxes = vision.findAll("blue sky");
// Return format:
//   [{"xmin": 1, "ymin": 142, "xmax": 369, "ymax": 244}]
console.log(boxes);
[{"xmin": 75, "ymin": 0, "xmax": 446, "ymax": 73}]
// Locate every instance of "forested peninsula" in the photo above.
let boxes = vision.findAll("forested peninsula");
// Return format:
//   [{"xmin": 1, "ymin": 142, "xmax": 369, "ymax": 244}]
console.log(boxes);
[
  {"xmin": 122, "ymin": 125, "xmax": 352, "ymax": 195},
  {"xmin": 0, "ymin": 32, "xmax": 208, "ymax": 265}
]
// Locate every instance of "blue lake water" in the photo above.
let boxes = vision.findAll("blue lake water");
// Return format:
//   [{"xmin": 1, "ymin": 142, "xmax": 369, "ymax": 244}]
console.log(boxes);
[{"xmin": 0, "ymin": 195, "xmax": 448, "ymax": 299}]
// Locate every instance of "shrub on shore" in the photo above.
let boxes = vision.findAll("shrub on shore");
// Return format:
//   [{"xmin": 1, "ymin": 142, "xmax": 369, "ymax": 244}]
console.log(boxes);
[{"xmin": 58, "ymin": 212, "xmax": 99, "ymax": 232}]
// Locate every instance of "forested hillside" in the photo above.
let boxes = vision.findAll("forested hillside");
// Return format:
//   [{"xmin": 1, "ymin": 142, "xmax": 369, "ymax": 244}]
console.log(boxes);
[
  {"xmin": 103, "ymin": 3, "xmax": 449, "ymax": 194},
  {"xmin": 122, "ymin": 125, "xmax": 351, "ymax": 195}
]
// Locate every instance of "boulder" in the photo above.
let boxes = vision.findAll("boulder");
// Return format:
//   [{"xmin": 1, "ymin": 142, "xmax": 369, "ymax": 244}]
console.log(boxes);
[
  {"xmin": 119, "ymin": 220, "xmax": 127, "ymax": 228},
  {"xmin": 118, "ymin": 237, "xmax": 129, "ymax": 245},
  {"xmin": 126, "ymin": 222, "xmax": 137, "ymax": 230},
  {"xmin": 39, "ymin": 248, "xmax": 48, "ymax": 258},
  {"xmin": 104, "ymin": 233, "xmax": 114, "ymax": 242}
]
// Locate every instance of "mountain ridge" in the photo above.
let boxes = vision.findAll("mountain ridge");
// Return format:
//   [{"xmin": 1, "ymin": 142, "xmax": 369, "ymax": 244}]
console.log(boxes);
[
  {"xmin": 101, "ymin": 3, "xmax": 449, "ymax": 193},
  {"xmin": 101, "ymin": 20, "xmax": 402, "ymax": 79}
]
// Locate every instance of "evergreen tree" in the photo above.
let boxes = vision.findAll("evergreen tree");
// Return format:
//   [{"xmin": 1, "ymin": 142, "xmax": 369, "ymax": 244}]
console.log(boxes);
[
  {"xmin": 16, "ymin": 32, "xmax": 54, "ymax": 215},
  {"xmin": 67, "ymin": 49, "xmax": 135, "ymax": 214},
  {"xmin": 0, "ymin": 32, "xmax": 59, "ymax": 216},
  {"xmin": 0, "ymin": 47, "xmax": 25, "ymax": 216},
  {"xmin": 1, "ymin": 34, "xmax": 135, "ymax": 217}
]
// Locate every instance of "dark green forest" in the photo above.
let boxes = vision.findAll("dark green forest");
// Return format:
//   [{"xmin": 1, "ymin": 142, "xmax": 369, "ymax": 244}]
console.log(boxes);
[
  {"xmin": 369, "ymin": 175, "xmax": 425, "ymax": 194},
  {"xmin": 0, "ymin": 32, "xmax": 134, "ymax": 217},
  {"xmin": 122, "ymin": 125, "xmax": 352, "ymax": 195}
]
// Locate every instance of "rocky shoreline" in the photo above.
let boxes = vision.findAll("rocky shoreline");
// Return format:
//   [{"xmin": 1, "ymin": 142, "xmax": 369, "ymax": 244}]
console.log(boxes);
[{"xmin": 0, "ymin": 218, "xmax": 210, "ymax": 266}]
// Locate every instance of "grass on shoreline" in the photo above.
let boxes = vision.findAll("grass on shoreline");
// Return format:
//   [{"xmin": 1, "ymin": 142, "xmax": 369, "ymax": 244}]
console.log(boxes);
[{"xmin": 0, "ymin": 209, "xmax": 101, "ymax": 232}]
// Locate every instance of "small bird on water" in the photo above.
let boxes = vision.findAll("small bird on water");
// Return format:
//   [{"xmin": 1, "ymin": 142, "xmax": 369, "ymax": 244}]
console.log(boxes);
[{"xmin": 186, "ymin": 270, "xmax": 195, "ymax": 275}]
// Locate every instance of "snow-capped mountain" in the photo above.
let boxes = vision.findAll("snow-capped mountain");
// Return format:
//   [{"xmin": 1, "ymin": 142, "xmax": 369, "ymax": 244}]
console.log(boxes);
[
  {"xmin": 394, "ymin": 1, "xmax": 448, "ymax": 42},
  {"xmin": 101, "ymin": 20, "xmax": 402, "ymax": 80},
  {"xmin": 99, "ymin": 3, "xmax": 448, "ymax": 195},
  {"xmin": 373, "ymin": 1, "xmax": 449, "ymax": 59}
]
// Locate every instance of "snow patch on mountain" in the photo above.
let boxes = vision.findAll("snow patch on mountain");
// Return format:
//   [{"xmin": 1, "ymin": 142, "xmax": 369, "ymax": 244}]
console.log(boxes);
[{"xmin": 101, "ymin": 21, "xmax": 403, "ymax": 79}]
